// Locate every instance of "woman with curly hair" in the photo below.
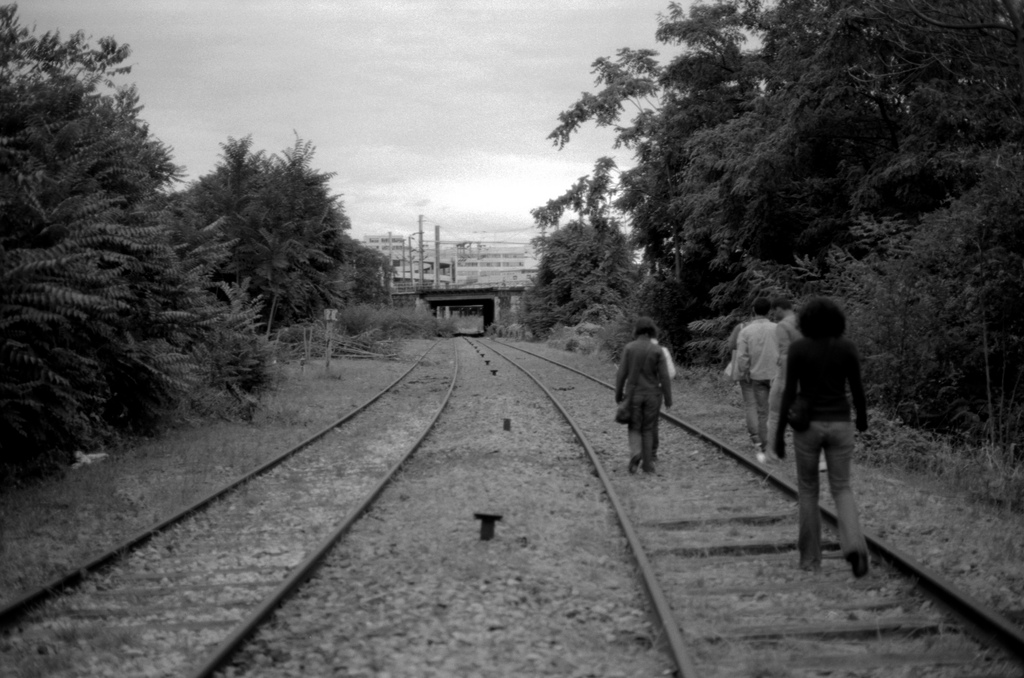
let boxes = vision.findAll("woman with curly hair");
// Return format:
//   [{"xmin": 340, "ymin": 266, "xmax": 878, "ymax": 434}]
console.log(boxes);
[{"xmin": 775, "ymin": 297, "xmax": 870, "ymax": 577}]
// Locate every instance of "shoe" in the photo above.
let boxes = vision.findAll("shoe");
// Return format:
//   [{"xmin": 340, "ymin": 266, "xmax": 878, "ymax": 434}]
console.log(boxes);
[
  {"xmin": 756, "ymin": 451, "xmax": 767, "ymax": 464},
  {"xmin": 628, "ymin": 455, "xmax": 641, "ymax": 474},
  {"xmin": 846, "ymin": 551, "xmax": 869, "ymax": 578}
]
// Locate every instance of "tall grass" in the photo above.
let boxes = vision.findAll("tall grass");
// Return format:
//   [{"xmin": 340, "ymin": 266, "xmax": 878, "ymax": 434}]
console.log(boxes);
[
  {"xmin": 0, "ymin": 355, "xmax": 413, "ymax": 600},
  {"xmin": 542, "ymin": 318, "xmax": 1024, "ymax": 513},
  {"xmin": 334, "ymin": 305, "xmax": 444, "ymax": 338},
  {"xmin": 542, "ymin": 320, "xmax": 633, "ymax": 363},
  {"xmin": 272, "ymin": 305, "xmax": 451, "ymax": 363},
  {"xmin": 859, "ymin": 409, "xmax": 1024, "ymax": 512}
]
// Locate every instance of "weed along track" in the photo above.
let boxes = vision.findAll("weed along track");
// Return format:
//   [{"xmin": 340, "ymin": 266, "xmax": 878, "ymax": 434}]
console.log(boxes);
[
  {"xmin": 484, "ymin": 338, "xmax": 1024, "ymax": 677},
  {"xmin": 0, "ymin": 341, "xmax": 456, "ymax": 678}
]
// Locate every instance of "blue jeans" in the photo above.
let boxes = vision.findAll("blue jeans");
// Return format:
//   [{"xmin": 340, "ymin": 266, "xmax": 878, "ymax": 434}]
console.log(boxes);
[
  {"xmin": 628, "ymin": 391, "xmax": 662, "ymax": 472},
  {"xmin": 766, "ymin": 360, "xmax": 787, "ymax": 456},
  {"xmin": 794, "ymin": 420, "xmax": 867, "ymax": 570},
  {"xmin": 740, "ymin": 379, "xmax": 771, "ymax": 450}
]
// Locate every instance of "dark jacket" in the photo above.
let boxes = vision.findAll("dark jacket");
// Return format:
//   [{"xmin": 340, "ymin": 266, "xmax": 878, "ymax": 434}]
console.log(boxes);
[
  {"xmin": 615, "ymin": 338, "xmax": 672, "ymax": 407},
  {"xmin": 776, "ymin": 336, "xmax": 867, "ymax": 452}
]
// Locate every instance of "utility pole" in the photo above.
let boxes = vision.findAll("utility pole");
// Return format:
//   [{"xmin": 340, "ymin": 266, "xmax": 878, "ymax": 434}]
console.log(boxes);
[
  {"xmin": 418, "ymin": 214, "xmax": 425, "ymax": 286},
  {"xmin": 434, "ymin": 224, "xmax": 440, "ymax": 287},
  {"xmin": 387, "ymin": 231, "xmax": 393, "ymax": 292},
  {"xmin": 408, "ymin": 234, "xmax": 415, "ymax": 284}
]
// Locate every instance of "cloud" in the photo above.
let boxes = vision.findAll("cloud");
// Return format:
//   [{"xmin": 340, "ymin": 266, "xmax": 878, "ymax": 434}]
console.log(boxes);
[{"xmin": 18, "ymin": 0, "xmax": 687, "ymax": 242}]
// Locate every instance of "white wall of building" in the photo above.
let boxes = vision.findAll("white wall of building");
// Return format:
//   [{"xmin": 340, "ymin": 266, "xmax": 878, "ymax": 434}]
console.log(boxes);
[{"xmin": 363, "ymin": 235, "xmax": 537, "ymax": 285}]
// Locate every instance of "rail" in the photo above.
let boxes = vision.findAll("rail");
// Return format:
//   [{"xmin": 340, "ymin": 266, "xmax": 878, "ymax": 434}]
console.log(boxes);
[
  {"xmin": 485, "ymin": 337, "xmax": 1024, "ymax": 664},
  {"xmin": 188, "ymin": 341, "xmax": 460, "ymax": 677},
  {"xmin": 0, "ymin": 341, "xmax": 442, "ymax": 628},
  {"xmin": 476, "ymin": 337, "xmax": 700, "ymax": 677}
]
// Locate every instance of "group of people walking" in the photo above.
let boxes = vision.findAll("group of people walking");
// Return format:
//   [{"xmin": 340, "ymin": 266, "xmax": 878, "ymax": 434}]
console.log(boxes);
[
  {"xmin": 729, "ymin": 297, "xmax": 804, "ymax": 464},
  {"xmin": 614, "ymin": 297, "xmax": 870, "ymax": 578}
]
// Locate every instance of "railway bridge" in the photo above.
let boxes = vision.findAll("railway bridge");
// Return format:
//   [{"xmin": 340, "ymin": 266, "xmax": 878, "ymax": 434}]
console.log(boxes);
[{"xmin": 391, "ymin": 282, "xmax": 529, "ymax": 329}]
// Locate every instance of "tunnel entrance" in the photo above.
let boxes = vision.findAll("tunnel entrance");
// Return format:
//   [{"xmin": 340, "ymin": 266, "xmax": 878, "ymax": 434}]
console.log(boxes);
[{"xmin": 430, "ymin": 298, "xmax": 495, "ymax": 335}]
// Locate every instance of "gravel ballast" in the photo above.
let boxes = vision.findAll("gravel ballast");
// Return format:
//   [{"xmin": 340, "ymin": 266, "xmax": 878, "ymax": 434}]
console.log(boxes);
[
  {"xmin": 2, "ymin": 337, "xmax": 1023, "ymax": 676},
  {"xmin": 221, "ymin": 338, "xmax": 672, "ymax": 677}
]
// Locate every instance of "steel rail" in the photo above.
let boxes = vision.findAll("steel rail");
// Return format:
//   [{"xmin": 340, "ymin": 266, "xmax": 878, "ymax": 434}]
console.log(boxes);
[
  {"xmin": 486, "ymin": 338, "xmax": 1024, "ymax": 664},
  {"xmin": 186, "ymin": 340, "xmax": 460, "ymax": 678},
  {"xmin": 477, "ymin": 338, "xmax": 699, "ymax": 678},
  {"xmin": 0, "ymin": 340, "xmax": 442, "ymax": 629}
]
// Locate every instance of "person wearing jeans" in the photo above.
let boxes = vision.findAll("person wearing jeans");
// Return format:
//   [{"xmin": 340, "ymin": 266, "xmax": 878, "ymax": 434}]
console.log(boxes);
[
  {"xmin": 736, "ymin": 297, "xmax": 779, "ymax": 462},
  {"xmin": 775, "ymin": 297, "xmax": 869, "ymax": 577},
  {"xmin": 767, "ymin": 298, "xmax": 816, "ymax": 465},
  {"xmin": 740, "ymin": 379, "xmax": 772, "ymax": 458},
  {"xmin": 794, "ymin": 421, "xmax": 863, "ymax": 571}
]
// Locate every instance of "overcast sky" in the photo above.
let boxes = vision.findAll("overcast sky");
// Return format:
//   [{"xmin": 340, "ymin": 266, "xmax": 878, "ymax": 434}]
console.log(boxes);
[{"xmin": 17, "ymin": 1, "xmax": 687, "ymax": 243}]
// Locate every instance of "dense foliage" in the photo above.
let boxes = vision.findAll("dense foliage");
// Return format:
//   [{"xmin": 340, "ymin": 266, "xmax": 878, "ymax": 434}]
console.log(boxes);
[
  {"xmin": 0, "ymin": 6, "xmax": 388, "ymax": 479},
  {"xmin": 167, "ymin": 136, "xmax": 382, "ymax": 334},
  {"xmin": 523, "ymin": 158, "xmax": 638, "ymax": 334},
  {"xmin": 0, "ymin": 6, "xmax": 199, "ymax": 474},
  {"xmin": 545, "ymin": 0, "xmax": 1024, "ymax": 451}
]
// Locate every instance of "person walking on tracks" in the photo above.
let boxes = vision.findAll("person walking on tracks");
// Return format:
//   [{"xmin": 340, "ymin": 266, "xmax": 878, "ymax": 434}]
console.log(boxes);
[
  {"xmin": 736, "ymin": 297, "xmax": 779, "ymax": 463},
  {"xmin": 775, "ymin": 297, "xmax": 870, "ymax": 577},
  {"xmin": 650, "ymin": 337, "xmax": 676, "ymax": 460},
  {"xmin": 766, "ymin": 297, "xmax": 805, "ymax": 462},
  {"xmin": 615, "ymin": 317, "xmax": 673, "ymax": 475}
]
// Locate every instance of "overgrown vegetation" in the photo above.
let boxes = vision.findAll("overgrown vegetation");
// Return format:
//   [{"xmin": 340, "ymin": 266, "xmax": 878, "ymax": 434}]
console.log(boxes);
[
  {"xmin": 536, "ymin": 0, "xmax": 1024, "ymax": 471},
  {"xmin": 522, "ymin": 158, "xmax": 638, "ymax": 336},
  {"xmin": 0, "ymin": 7, "xmax": 394, "ymax": 482},
  {"xmin": 272, "ymin": 306, "xmax": 451, "ymax": 363}
]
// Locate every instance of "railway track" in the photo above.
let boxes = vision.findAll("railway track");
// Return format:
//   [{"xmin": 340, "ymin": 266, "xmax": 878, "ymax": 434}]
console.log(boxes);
[
  {"xmin": 183, "ymin": 335, "xmax": 677, "ymax": 677},
  {"xmin": 483, "ymin": 337, "xmax": 1024, "ymax": 677},
  {"xmin": 0, "ymin": 341, "xmax": 457, "ymax": 677},
  {"xmin": 3, "ymin": 336, "xmax": 1023, "ymax": 677}
]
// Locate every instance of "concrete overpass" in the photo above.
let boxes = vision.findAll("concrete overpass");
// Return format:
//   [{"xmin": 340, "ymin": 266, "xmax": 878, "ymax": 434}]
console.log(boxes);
[{"xmin": 391, "ymin": 283, "xmax": 529, "ymax": 329}]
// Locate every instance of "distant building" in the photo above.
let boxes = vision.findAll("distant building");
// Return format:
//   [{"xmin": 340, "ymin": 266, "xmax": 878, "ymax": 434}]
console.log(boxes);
[
  {"xmin": 455, "ymin": 243, "xmax": 538, "ymax": 286},
  {"xmin": 362, "ymin": 234, "xmax": 537, "ymax": 286}
]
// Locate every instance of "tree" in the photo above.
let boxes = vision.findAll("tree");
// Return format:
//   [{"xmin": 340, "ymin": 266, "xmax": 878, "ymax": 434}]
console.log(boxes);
[
  {"xmin": 547, "ymin": 0, "xmax": 1024, "ymax": 452},
  {"xmin": 173, "ymin": 136, "xmax": 351, "ymax": 334},
  {"xmin": 523, "ymin": 158, "xmax": 637, "ymax": 334},
  {"xmin": 0, "ymin": 6, "xmax": 216, "ymax": 474}
]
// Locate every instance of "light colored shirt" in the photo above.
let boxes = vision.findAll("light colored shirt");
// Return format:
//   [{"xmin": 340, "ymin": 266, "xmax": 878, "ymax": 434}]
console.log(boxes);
[
  {"xmin": 776, "ymin": 314, "xmax": 802, "ymax": 359},
  {"xmin": 652, "ymin": 339, "xmax": 676, "ymax": 379},
  {"xmin": 737, "ymin": 317, "xmax": 779, "ymax": 381}
]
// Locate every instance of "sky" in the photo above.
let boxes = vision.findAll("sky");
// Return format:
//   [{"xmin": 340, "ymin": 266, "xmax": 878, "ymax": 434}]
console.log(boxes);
[{"xmin": 16, "ymin": 1, "xmax": 687, "ymax": 244}]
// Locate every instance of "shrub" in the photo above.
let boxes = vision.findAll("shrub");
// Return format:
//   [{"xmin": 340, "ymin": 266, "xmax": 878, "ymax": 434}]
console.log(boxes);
[
  {"xmin": 858, "ymin": 408, "xmax": 1024, "ymax": 512},
  {"xmin": 0, "ymin": 10, "xmax": 205, "ymax": 476},
  {"xmin": 272, "ymin": 306, "xmax": 447, "ymax": 361},
  {"xmin": 435, "ymin": 316, "xmax": 457, "ymax": 338},
  {"xmin": 595, "ymin": 319, "xmax": 634, "ymax": 363}
]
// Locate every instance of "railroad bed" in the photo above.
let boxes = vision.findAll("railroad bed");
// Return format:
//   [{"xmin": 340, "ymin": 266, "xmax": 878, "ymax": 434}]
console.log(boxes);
[
  {"xmin": 1, "ymin": 337, "xmax": 1022, "ymax": 677},
  {"xmin": 483, "ymin": 339, "xmax": 1024, "ymax": 676}
]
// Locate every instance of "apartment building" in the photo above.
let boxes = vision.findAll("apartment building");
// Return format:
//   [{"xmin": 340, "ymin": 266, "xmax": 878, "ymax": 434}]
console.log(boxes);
[
  {"xmin": 362, "ymin": 235, "xmax": 537, "ymax": 286},
  {"xmin": 362, "ymin": 233, "xmax": 453, "ymax": 284},
  {"xmin": 455, "ymin": 244, "xmax": 538, "ymax": 285}
]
